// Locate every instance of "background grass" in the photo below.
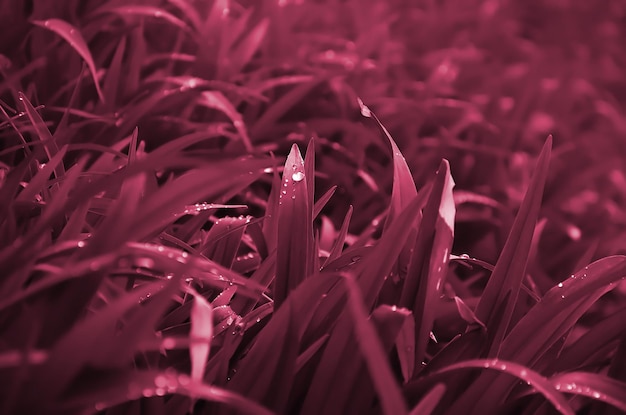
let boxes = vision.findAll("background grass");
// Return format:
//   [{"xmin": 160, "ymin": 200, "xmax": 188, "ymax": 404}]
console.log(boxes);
[{"xmin": 1, "ymin": 0, "xmax": 626, "ymax": 414}]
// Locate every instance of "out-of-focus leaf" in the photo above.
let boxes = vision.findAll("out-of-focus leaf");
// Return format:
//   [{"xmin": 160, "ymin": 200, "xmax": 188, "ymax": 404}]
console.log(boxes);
[
  {"xmin": 128, "ymin": 157, "xmax": 269, "ymax": 241},
  {"xmin": 312, "ymin": 185, "xmax": 337, "ymax": 219},
  {"xmin": 58, "ymin": 369, "xmax": 275, "ymax": 415},
  {"xmin": 454, "ymin": 296, "xmax": 486, "ymax": 329},
  {"xmin": 187, "ymin": 287, "xmax": 213, "ymax": 384},
  {"xmin": 15, "ymin": 145, "xmax": 67, "ymax": 204},
  {"xmin": 550, "ymin": 372, "xmax": 626, "ymax": 413},
  {"xmin": 31, "ymin": 19, "xmax": 105, "ymax": 102},
  {"xmin": 274, "ymin": 144, "xmax": 314, "ymax": 308},
  {"xmin": 396, "ymin": 311, "xmax": 416, "ymax": 383},
  {"xmin": 250, "ymin": 79, "xmax": 324, "ymax": 139},
  {"xmin": 90, "ymin": 5, "xmax": 191, "ymax": 32},
  {"xmin": 474, "ymin": 136, "xmax": 552, "ymax": 355},
  {"xmin": 262, "ymin": 156, "xmax": 281, "ymax": 255},
  {"xmin": 408, "ymin": 383, "xmax": 446, "ymax": 415},
  {"xmin": 201, "ymin": 216, "xmax": 251, "ymax": 268},
  {"xmin": 17, "ymin": 92, "xmax": 63, "ymax": 177},
  {"xmin": 550, "ymin": 306, "xmax": 626, "ymax": 373},
  {"xmin": 226, "ymin": 18, "xmax": 269, "ymax": 76},
  {"xmin": 101, "ymin": 36, "xmax": 126, "ymax": 111},
  {"xmin": 324, "ymin": 205, "xmax": 353, "ymax": 265},
  {"xmin": 198, "ymin": 91, "xmax": 252, "ymax": 151}
]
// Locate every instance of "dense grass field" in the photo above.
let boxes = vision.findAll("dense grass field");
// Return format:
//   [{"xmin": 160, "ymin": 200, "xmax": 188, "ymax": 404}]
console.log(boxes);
[{"xmin": 1, "ymin": 0, "xmax": 626, "ymax": 414}]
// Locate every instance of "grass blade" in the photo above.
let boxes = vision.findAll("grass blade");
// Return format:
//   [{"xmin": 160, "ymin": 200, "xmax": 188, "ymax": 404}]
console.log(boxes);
[
  {"xmin": 408, "ymin": 384, "xmax": 446, "ymax": 415},
  {"xmin": 550, "ymin": 372, "xmax": 626, "ymax": 412},
  {"xmin": 274, "ymin": 144, "xmax": 314, "ymax": 308},
  {"xmin": 474, "ymin": 136, "xmax": 552, "ymax": 356},
  {"xmin": 400, "ymin": 159, "xmax": 455, "ymax": 371},
  {"xmin": 187, "ymin": 287, "xmax": 213, "ymax": 385},
  {"xmin": 31, "ymin": 19, "xmax": 104, "ymax": 102}
]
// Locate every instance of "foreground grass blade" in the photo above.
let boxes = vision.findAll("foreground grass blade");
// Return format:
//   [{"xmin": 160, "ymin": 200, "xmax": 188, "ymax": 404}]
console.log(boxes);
[
  {"xmin": 17, "ymin": 92, "xmax": 63, "ymax": 176},
  {"xmin": 274, "ymin": 144, "xmax": 314, "ymax": 308},
  {"xmin": 229, "ymin": 273, "xmax": 342, "ymax": 413},
  {"xmin": 550, "ymin": 372, "xmax": 626, "ymax": 412},
  {"xmin": 400, "ymin": 159, "xmax": 455, "ymax": 371},
  {"xmin": 434, "ymin": 359, "xmax": 575, "ymax": 415},
  {"xmin": 18, "ymin": 281, "xmax": 166, "ymax": 411},
  {"xmin": 342, "ymin": 274, "xmax": 408, "ymax": 415},
  {"xmin": 455, "ymin": 256, "xmax": 626, "ymax": 414},
  {"xmin": 31, "ymin": 19, "xmax": 105, "ymax": 102},
  {"xmin": 357, "ymin": 97, "xmax": 417, "ymax": 230},
  {"xmin": 408, "ymin": 384, "xmax": 446, "ymax": 415},
  {"xmin": 187, "ymin": 287, "xmax": 214, "ymax": 384},
  {"xmin": 59, "ymin": 369, "xmax": 275, "ymax": 415},
  {"xmin": 474, "ymin": 136, "xmax": 552, "ymax": 356}
]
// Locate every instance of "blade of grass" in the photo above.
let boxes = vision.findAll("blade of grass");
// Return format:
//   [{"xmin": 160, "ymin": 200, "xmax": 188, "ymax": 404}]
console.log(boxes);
[
  {"xmin": 31, "ymin": 19, "xmax": 105, "ymax": 102},
  {"xmin": 274, "ymin": 144, "xmax": 314, "ymax": 308},
  {"xmin": 198, "ymin": 91, "xmax": 253, "ymax": 151},
  {"xmin": 400, "ymin": 159, "xmax": 455, "ymax": 372},
  {"xmin": 408, "ymin": 384, "xmax": 446, "ymax": 415},
  {"xmin": 550, "ymin": 372, "xmax": 626, "ymax": 413},
  {"xmin": 474, "ymin": 136, "xmax": 552, "ymax": 356},
  {"xmin": 186, "ymin": 287, "xmax": 213, "ymax": 385},
  {"xmin": 458, "ymin": 256, "xmax": 626, "ymax": 414}
]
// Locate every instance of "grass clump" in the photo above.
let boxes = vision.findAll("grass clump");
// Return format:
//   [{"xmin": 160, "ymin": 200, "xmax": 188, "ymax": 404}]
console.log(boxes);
[{"xmin": 1, "ymin": 0, "xmax": 626, "ymax": 414}]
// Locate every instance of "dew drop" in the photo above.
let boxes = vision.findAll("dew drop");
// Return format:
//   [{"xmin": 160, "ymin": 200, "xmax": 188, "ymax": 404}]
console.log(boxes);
[
  {"xmin": 292, "ymin": 171, "xmax": 305, "ymax": 182},
  {"xmin": 142, "ymin": 388, "xmax": 154, "ymax": 398},
  {"xmin": 77, "ymin": 240, "xmax": 86, "ymax": 248},
  {"xmin": 177, "ymin": 374, "xmax": 190, "ymax": 386},
  {"xmin": 154, "ymin": 375, "xmax": 168, "ymax": 388},
  {"xmin": 155, "ymin": 388, "xmax": 166, "ymax": 396},
  {"xmin": 592, "ymin": 391, "xmax": 601, "ymax": 399},
  {"xmin": 460, "ymin": 253, "xmax": 470, "ymax": 259},
  {"xmin": 561, "ymin": 295, "xmax": 565, "ymax": 299},
  {"xmin": 557, "ymin": 282, "xmax": 563, "ymax": 288},
  {"xmin": 162, "ymin": 338, "xmax": 176, "ymax": 350}
]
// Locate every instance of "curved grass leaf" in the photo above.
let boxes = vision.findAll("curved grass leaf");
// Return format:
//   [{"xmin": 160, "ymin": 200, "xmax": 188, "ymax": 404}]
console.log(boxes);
[
  {"xmin": 19, "ymin": 280, "xmax": 169, "ymax": 411},
  {"xmin": 15, "ymin": 144, "xmax": 67, "ymax": 204},
  {"xmin": 198, "ymin": 91, "xmax": 252, "ymax": 151},
  {"xmin": 31, "ymin": 19, "xmax": 104, "ymax": 103},
  {"xmin": 128, "ymin": 157, "xmax": 269, "ymax": 241},
  {"xmin": 550, "ymin": 306, "xmax": 626, "ymax": 373},
  {"xmin": 59, "ymin": 369, "xmax": 275, "ymax": 415},
  {"xmin": 324, "ymin": 205, "xmax": 353, "ymax": 265},
  {"xmin": 90, "ymin": 5, "xmax": 191, "ymax": 32},
  {"xmin": 433, "ymin": 359, "xmax": 575, "ymax": 415},
  {"xmin": 17, "ymin": 92, "xmax": 63, "ymax": 176},
  {"xmin": 200, "ymin": 216, "xmax": 251, "ymax": 268},
  {"xmin": 550, "ymin": 372, "xmax": 626, "ymax": 413},
  {"xmin": 452, "ymin": 256, "xmax": 626, "ymax": 414}
]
